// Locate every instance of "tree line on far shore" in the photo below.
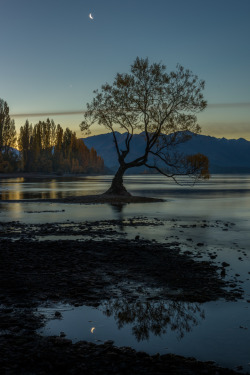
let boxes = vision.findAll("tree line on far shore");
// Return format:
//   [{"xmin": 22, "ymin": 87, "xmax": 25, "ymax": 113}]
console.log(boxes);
[{"xmin": 0, "ymin": 99, "xmax": 104, "ymax": 174}]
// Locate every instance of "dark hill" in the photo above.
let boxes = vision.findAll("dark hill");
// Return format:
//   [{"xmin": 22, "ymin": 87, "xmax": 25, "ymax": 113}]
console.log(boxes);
[{"xmin": 82, "ymin": 132, "xmax": 250, "ymax": 174}]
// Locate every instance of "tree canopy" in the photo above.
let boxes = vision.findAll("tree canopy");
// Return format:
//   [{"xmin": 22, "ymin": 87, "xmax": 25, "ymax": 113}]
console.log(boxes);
[
  {"xmin": 0, "ymin": 99, "xmax": 18, "ymax": 172},
  {"xmin": 80, "ymin": 57, "xmax": 209, "ymax": 195}
]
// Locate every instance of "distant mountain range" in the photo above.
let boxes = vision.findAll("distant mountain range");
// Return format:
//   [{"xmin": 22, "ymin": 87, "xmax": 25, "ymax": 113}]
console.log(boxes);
[{"xmin": 82, "ymin": 132, "xmax": 250, "ymax": 174}]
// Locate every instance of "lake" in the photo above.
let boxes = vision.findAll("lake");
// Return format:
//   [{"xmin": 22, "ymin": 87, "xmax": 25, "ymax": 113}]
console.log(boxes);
[{"xmin": 0, "ymin": 174, "xmax": 250, "ymax": 372}]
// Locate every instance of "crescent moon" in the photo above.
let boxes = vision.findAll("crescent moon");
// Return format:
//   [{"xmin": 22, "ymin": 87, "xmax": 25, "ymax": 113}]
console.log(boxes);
[
  {"xmin": 89, "ymin": 13, "xmax": 94, "ymax": 20},
  {"xmin": 91, "ymin": 327, "xmax": 95, "ymax": 334}
]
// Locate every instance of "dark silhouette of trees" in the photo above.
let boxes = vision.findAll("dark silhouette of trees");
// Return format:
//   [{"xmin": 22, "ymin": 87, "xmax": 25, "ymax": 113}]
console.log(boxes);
[
  {"xmin": 18, "ymin": 120, "xmax": 32, "ymax": 171},
  {"xmin": 80, "ymin": 57, "xmax": 209, "ymax": 195},
  {"xmin": 0, "ymin": 99, "xmax": 18, "ymax": 172}
]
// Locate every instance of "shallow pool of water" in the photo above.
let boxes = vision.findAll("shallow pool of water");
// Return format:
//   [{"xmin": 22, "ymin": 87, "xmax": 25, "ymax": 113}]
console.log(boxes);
[{"xmin": 38, "ymin": 298, "xmax": 250, "ymax": 372}]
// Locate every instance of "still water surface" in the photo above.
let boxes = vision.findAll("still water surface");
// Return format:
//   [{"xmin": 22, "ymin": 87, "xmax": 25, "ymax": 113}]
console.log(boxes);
[
  {"xmin": 1, "ymin": 174, "xmax": 250, "ymax": 201},
  {"xmin": 1, "ymin": 175, "xmax": 250, "ymax": 371}
]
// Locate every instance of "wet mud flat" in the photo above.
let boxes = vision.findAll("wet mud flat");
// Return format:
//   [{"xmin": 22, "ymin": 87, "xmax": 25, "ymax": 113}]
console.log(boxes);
[{"xmin": 0, "ymin": 220, "xmax": 246, "ymax": 375}]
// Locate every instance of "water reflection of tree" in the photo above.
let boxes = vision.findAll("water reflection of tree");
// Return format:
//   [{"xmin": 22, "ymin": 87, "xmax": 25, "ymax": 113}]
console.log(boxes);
[
  {"xmin": 109, "ymin": 203, "xmax": 126, "ymax": 230},
  {"xmin": 102, "ymin": 299, "xmax": 205, "ymax": 341},
  {"xmin": 110, "ymin": 203, "xmax": 126, "ymax": 214}
]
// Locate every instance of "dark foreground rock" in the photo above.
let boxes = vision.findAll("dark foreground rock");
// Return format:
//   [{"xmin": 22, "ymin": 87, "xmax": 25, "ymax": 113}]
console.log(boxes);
[
  {"xmin": 0, "ymin": 221, "xmax": 246, "ymax": 375},
  {"xmin": 0, "ymin": 237, "xmax": 242, "ymax": 306},
  {"xmin": 0, "ymin": 334, "xmax": 244, "ymax": 375}
]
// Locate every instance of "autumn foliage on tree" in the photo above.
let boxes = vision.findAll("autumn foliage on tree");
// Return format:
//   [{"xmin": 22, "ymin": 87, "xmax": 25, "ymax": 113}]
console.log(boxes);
[
  {"xmin": 18, "ymin": 119, "xmax": 104, "ymax": 174},
  {"xmin": 0, "ymin": 98, "xmax": 104, "ymax": 174}
]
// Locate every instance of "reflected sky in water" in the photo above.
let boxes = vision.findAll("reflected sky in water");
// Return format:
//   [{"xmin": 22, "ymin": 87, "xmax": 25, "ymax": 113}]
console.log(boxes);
[
  {"xmin": 39, "ymin": 299, "xmax": 205, "ymax": 354},
  {"xmin": 39, "ymin": 298, "xmax": 205, "ymax": 345}
]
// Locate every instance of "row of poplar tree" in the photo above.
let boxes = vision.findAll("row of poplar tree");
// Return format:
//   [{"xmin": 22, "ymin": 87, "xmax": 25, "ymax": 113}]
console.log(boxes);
[{"xmin": 0, "ymin": 99, "xmax": 104, "ymax": 174}]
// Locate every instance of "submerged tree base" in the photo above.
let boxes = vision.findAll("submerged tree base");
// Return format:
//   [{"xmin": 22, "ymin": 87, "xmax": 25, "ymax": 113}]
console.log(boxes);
[
  {"xmin": 104, "ymin": 185, "xmax": 131, "ymax": 196},
  {"xmin": 62, "ymin": 194, "xmax": 162, "ymax": 204}
]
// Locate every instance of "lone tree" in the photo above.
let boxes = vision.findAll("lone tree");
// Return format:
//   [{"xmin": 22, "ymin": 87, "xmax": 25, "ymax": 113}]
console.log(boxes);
[{"xmin": 80, "ymin": 57, "xmax": 209, "ymax": 196}]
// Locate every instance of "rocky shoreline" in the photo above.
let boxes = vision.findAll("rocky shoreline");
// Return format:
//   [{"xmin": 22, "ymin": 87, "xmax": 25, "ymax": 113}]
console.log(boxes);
[{"xmin": 0, "ymin": 217, "xmax": 248, "ymax": 374}]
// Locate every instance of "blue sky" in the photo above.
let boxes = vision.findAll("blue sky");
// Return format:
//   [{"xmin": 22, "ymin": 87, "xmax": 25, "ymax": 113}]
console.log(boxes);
[{"xmin": 1, "ymin": 0, "xmax": 250, "ymax": 139}]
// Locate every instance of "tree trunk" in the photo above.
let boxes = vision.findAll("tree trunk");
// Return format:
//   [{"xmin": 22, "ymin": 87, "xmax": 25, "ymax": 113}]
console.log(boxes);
[{"xmin": 104, "ymin": 165, "xmax": 131, "ymax": 196}]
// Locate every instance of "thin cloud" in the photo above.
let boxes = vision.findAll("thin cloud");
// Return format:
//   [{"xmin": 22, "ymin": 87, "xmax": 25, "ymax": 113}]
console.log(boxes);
[
  {"xmin": 11, "ymin": 110, "xmax": 84, "ymax": 118},
  {"xmin": 11, "ymin": 102, "xmax": 250, "ymax": 118},
  {"xmin": 207, "ymin": 102, "xmax": 250, "ymax": 109}
]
